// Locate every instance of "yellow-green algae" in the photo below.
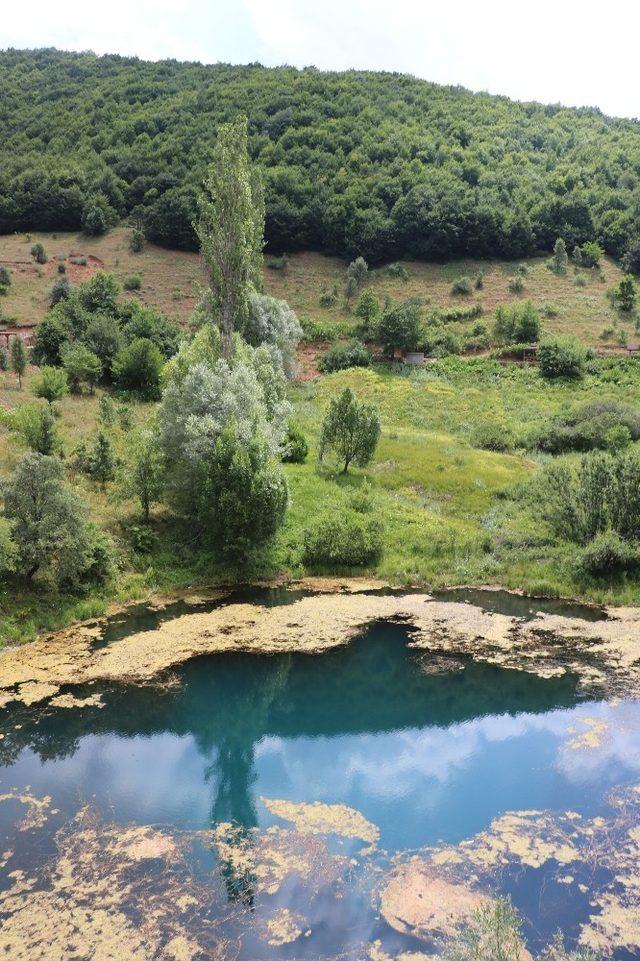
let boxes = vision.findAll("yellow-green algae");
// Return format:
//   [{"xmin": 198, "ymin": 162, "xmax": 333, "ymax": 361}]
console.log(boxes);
[{"xmin": 2, "ymin": 585, "xmax": 640, "ymax": 711}]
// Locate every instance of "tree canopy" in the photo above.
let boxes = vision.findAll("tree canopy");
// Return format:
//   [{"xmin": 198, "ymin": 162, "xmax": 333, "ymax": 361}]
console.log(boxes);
[{"xmin": 3, "ymin": 50, "xmax": 640, "ymax": 265}]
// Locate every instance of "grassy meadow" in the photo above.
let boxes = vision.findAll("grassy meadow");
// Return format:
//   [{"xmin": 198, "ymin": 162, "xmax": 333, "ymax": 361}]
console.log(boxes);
[{"xmin": 2, "ymin": 228, "xmax": 640, "ymax": 644}]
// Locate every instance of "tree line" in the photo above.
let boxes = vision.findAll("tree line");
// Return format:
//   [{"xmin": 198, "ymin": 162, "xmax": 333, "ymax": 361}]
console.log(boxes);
[{"xmin": 3, "ymin": 49, "xmax": 640, "ymax": 267}]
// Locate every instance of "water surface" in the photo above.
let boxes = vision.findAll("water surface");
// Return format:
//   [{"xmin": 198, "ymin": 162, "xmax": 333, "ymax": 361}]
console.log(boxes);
[{"xmin": 1, "ymin": 612, "xmax": 638, "ymax": 958}]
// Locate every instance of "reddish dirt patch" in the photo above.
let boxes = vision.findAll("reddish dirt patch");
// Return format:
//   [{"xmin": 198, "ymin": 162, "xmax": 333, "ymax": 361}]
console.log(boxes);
[
  {"xmin": 295, "ymin": 341, "xmax": 329, "ymax": 381},
  {"xmin": 45, "ymin": 253, "xmax": 104, "ymax": 284}
]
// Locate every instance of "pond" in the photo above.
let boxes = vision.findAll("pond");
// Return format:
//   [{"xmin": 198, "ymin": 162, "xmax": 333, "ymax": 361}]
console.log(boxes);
[{"xmin": 1, "ymin": 601, "xmax": 639, "ymax": 960}]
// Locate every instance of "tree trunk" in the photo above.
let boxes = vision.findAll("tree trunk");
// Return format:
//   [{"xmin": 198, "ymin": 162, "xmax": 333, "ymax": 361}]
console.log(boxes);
[{"xmin": 221, "ymin": 299, "xmax": 233, "ymax": 361}]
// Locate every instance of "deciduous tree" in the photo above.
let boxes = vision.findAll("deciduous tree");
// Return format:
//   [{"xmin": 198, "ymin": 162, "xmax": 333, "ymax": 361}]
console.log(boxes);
[
  {"xmin": 319, "ymin": 388, "xmax": 381, "ymax": 473},
  {"xmin": 196, "ymin": 116, "xmax": 264, "ymax": 360}
]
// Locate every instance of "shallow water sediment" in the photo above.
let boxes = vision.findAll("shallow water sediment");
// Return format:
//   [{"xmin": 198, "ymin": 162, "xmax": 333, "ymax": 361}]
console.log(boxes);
[{"xmin": 1, "ymin": 581, "xmax": 640, "ymax": 709}]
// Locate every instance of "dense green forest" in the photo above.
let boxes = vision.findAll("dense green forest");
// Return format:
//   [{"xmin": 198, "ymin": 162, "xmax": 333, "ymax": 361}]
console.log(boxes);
[{"xmin": 3, "ymin": 48, "xmax": 640, "ymax": 264}]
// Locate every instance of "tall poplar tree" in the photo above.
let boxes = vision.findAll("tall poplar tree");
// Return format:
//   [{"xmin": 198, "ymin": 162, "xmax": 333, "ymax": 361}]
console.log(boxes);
[{"xmin": 196, "ymin": 116, "xmax": 264, "ymax": 360}]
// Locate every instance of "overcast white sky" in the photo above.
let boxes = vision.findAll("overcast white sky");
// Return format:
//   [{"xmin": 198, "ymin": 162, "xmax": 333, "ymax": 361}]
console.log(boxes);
[{"xmin": 2, "ymin": 0, "xmax": 639, "ymax": 119}]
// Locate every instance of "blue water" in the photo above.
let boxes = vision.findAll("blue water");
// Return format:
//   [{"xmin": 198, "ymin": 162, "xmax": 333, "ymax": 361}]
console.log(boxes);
[{"xmin": 1, "ymin": 616, "xmax": 639, "ymax": 958}]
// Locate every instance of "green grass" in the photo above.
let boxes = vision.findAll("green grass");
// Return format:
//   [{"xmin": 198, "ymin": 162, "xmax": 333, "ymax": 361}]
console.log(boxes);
[
  {"xmin": 4, "ymin": 356, "xmax": 640, "ymax": 646},
  {"xmin": 3, "ymin": 229, "xmax": 640, "ymax": 644}
]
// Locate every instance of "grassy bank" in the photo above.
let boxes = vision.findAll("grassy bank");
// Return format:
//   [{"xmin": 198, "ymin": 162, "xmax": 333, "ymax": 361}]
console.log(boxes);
[{"xmin": 2, "ymin": 353, "xmax": 640, "ymax": 646}]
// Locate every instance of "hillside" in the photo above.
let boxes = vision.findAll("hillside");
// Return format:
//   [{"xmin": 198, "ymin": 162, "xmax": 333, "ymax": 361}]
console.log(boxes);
[
  {"xmin": 0, "ymin": 227, "xmax": 631, "ymax": 351},
  {"xmin": 3, "ymin": 49, "xmax": 640, "ymax": 265}
]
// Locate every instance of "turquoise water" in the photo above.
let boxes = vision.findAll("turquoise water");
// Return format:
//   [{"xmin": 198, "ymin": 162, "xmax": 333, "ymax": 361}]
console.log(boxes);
[{"xmin": 1, "ymin": 611, "xmax": 639, "ymax": 958}]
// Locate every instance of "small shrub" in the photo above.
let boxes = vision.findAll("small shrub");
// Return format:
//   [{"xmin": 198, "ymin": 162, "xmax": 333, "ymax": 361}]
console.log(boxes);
[
  {"xmin": 118, "ymin": 403, "xmax": 134, "ymax": 431},
  {"xmin": 49, "ymin": 276, "xmax": 71, "ymax": 306},
  {"xmin": 30, "ymin": 242, "xmax": 47, "ymax": 264},
  {"xmin": 266, "ymin": 253, "xmax": 289, "ymax": 271},
  {"xmin": 433, "ymin": 303, "xmax": 483, "ymax": 323},
  {"xmin": 549, "ymin": 237, "xmax": 568, "ymax": 274},
  {"xmin": 599, "ymin": 325, "xmax": 615, "ymax": 341},
  {"xmin": 540, "ymin": 302, "xmax": 560, "ymax": 318},
  {"xmin": 614, "ymin": 274, "xmax": 637, "ymax": 312},
  {"xmin": 508, "ymin": 274, "xmax": 525, "ymax": 294},
  {"xmin": 281, "ymin": 423, "xmax": 308, "ymax": 463},
  {"xmin": 69, "ymin": 256, "xmax": 87, "ymax": 266},
  {"xmin": 127, "ymin": 524, "xmax": 156, "ymax": 554},
  {"xmin": 303, "ymin": 509, "xmax": 383, "ymax": 567},
  {"xmin": 0, "ymin": 266, "xmax": 11, "ymax": 294},
  {"xmin": 319, "ymin": 283, "xmax": 339, "ymax": 308},
  {"xmin": 474, "ymin": 270, "xmax": 484, "ymax": 290},
  {"xmin": 57, "ymin": 262, "xmax": 66, "ymax": 274},
  {"xmin": 574, "ymin": 273, "xmax": 587, "ymax": 287},
  {"xmin": 493, "ymin": 301, "xmax": 541, "ymax": 344},
  {"xmin": 319, "ymin": 339, "xmax": 371, "ymax": 373},
  {"xmin": 535, "ymin": 401, "xmax": 640, "ymax": 454},
  {"xmin": 383, "ymin": 262, "xmax": 409, "ymax": 279},
  {"xmin": 579, "ymin": 530, "xmax": 637, "ymax": 576},
  {"xmin": 580, "ymin": 240, "xmax": 605, "ymax": 268},
  {"xmin": 471, "ymin": 422, "xmax": 514, "ymax": 452},
  {"xmin": 538, "ymin": 337, "xmax": 588, "ymax": 379},
  {"xmin": 171, "ymin": 287, "xmax": 183, "ymax": 301},
  {"xmin": 124, "ymin": 274, "xmax": 142, "ymax": 291},
  {"xmin": 128, "ymin": 228, "xmax": 145, "ymax": 253},
  {"xmin": 451, "ymin": 275, "xmax": 473, "ymax": 296},
  {"xmin": 300, "ymin": 317, "xmax": 347, "ymax": 342}
]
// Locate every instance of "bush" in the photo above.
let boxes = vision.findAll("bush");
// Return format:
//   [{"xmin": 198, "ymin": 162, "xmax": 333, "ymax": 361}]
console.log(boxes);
[
  {"xmin": 112, "ymin": 338, "xmax": 163, "ymax": 399},
  {"xmin": 30, "ymin": 242, "xmax": 47, "ymax": 264},
  {"xmin": 508, "ymin": 274, "xmax": 525, "ymax": 294},
  {"xmin": 319, "ymin": 339, "xmax": 371, "ymax": 373},
  {"xmin": 266, "ymin": 253, "xmax": 289, "ymax": 271},
  {"xmin": 535, "ymin": 401, "xmax": 640, "ymax": 454},
  {"xmin": 3, "ymin": 452, "xmax": 114, "ymax": 589},
  {"xmin": 49, "ymin": 276, "xmax": 71, "ymax": 306},
  {"xmin": 471, "ymin": 421, "xmax": 514, "ymax": 452},
  {"xmin": 433, "ymin": 303, "xmax": 483, "ymax": 323},
  {"xmin": 300, "ymin": 317, "xmax": 346, "ymax": 342},
  {"xmin": 493, "ymin": 301, "xmax": 541, "ymax": 344},
  {"xmin": 451, "ymin": 275, "xmax": 473, "ymax": 295},
  {"xmin": 303, "ymin": 509, "xmax": 383, "ymax": 567},
  {"xmin": 614, "ymin": 274, "xmax": 637, "ymax": 311},
  {"xmin": 354, "ymin": 289, "xmax": 381, "ymax": 327},
  {"xmin": 542, "ymin": 449, "xmax": 640, "ymax": 544},
  {"xmin": 384, "ymin": 262, "xmax": 409, "ymax": 280},
  {"xmin": 62, "ymin": 343, "xmax": 102, "ymax": 394},
  {"xmin": 579, "ymin": 531, "xmax": 637, "ymax": 576},
  {"xmin": 538, "ymin": 337, "xmax": 588, "ymax": 378},
  {"xmin": 4, "ymin": 401, "xmax": 60, "ymax": 455},
  {"xmin": 540, "ymin": 301, "xmax": 560, "ymax": 318},
  {"xmin": 376, "ymin": 298, "xmax": 422, "ymax": 356},
  {"xmin": 123, "ymin": 274, "xmax": 142, "ymax": 291},
  {"xmin": 319, "ymin": 284, "xmax": 339, "ymax": 308},
  {"xmin": 580, "ymin": 240, "xmax": 605, "ymax": 267},
  {"xmin": 281, "ymin": 423, "xmax": 308, "ymax": 463},
  {"xmin": 32, "ymin": 365, "xmax": 68, "ymax": 405},
  {"xmin": 129, "ymin": 228, "xmax": 145, "ymax": 253},
  {"xmin": 0, "ymin": 266, "xmax": 11, "ymax": 294},
  {"xmin": 33, "ymin": 313, "xmax": 71, "ymax": 365}
]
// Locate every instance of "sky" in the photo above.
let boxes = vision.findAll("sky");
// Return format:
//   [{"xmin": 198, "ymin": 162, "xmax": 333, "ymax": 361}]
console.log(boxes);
[{"xmin": 2, "ymin": 0, "xmax": 640, "ymax": 119}]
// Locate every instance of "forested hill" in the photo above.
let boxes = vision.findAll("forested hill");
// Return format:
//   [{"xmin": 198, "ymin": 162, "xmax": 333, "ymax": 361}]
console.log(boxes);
[{"xmin": 3, "ymin": 48, "xmax": 640, "ymax": 264}]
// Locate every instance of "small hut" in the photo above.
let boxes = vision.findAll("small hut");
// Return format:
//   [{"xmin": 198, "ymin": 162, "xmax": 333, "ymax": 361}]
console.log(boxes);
[
  {"xmin": 522, "ymin": 344, "xmax": 538, "ymax": 364},
  {"xmin": 403, "ymin": 351, "xmax": 426, "ymax": 366},
  {"xmin": 626, "ymin": 342, "xmax": 640, "ymax": 356}
]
